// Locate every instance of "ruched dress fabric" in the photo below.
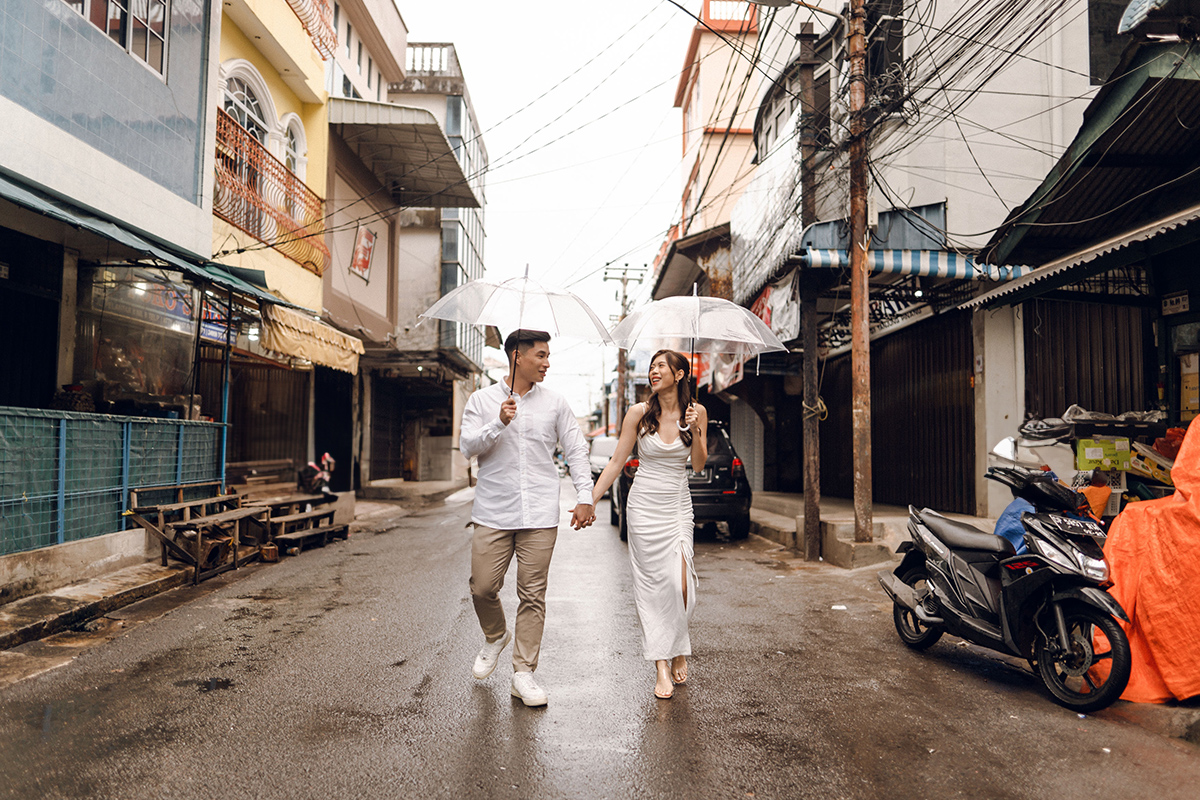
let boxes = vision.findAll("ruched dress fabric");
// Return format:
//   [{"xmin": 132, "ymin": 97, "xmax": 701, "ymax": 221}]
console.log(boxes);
[{"xmin": 626, "ymin": 429, "xmax": 697, "ymax": 661}]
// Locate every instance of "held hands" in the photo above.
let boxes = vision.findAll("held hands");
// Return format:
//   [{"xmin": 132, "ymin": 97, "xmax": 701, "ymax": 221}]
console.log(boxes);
[
  {"xmin": 570, "ymin": 504, "xmax": 596, "ymax": 530},
  {"xmin": 499, "ymin": 397, "xmax": 517, "ymax": 426}
]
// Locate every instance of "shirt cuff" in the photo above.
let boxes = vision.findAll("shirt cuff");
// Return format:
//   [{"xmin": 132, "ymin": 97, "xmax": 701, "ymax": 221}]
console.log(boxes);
[{"xmin": 576, "ymin": 488, "xmax": 595, "ymax": 507}]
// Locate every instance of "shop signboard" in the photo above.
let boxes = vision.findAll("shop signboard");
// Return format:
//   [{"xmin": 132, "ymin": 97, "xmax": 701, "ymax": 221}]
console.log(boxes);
[
  {"xmin": 199, "ymin": 296, "xmax": 234, "ymax": 343},
  {"xmin": 1163, "ymin": 291, "xmax": 1190, "ymax": 316},
  {"xmin": 749, "ymin": 269, "xmax": 800, "ymax": 343},
  {"xmin": 92, "ymin": 269, "xmax": 196, "ymax": 334},
  {"xmin": 349, "ymin": 226, "xmax": 377, "ymax": 282}
]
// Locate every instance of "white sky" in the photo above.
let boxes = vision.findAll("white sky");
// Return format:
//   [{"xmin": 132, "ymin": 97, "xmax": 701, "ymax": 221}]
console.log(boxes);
[{"xmin": 399, "ymin": 1, "xmax": 703, "ymax": 416}]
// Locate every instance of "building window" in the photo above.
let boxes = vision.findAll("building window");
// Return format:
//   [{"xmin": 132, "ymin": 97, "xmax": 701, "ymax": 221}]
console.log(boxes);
[
  {"xmin": 224, "ymin": 76, "xmax": 268, "ymax": 142},
  {"xmin": 345, "ymin": 22, "xmax": 352, "ymax": 59},
  {"xmin": 285, "ymin": 126, "xmax": 301, "ymax": 174},
  {"xmin": 376, "ymin": 81, "xmax": 381, "ymax": 101},
  {"xmin": 446, "ymin": 96, "xmax": 463, "ymax": 136},
  {"xmin": 333, "ymin": 3, "xmax": 339, "ymax": 33},
  {"xmin": 62, "ymin": 0, "xmax": 169, "ymax": 74},
  {"xmin": 357, "ymin": 42, "xmax": 363, "ymax": 71},
  {"xmin": 367, "ymin": 57, "xmax": 373, "ymax": 87}
]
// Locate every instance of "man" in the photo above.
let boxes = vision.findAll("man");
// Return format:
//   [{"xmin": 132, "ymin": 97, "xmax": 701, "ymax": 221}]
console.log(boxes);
[{"xmin": 459, "ymin": 329, "xmax": 595, "ymax": 706}]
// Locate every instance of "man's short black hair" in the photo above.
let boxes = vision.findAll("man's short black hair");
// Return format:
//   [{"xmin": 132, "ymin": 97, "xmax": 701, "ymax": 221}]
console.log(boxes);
[{"xmin": 504, "ymin": 329, "xmax": 551, "ymax": 361}]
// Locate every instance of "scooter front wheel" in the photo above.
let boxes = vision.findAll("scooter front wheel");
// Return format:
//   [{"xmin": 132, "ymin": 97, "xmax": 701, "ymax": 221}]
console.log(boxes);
[
  {"xmin": 1035, "ymin": 601, "xmax": 1131, "ymax": 713},
  {"xmin": 893, "ymin": 566, "xmax": 944, "ymax": 650}
]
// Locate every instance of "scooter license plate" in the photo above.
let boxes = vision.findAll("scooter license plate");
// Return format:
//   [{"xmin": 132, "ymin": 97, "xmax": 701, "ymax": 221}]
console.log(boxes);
[{"xmin": 1049, "ymin": 515, "xmax": 1104, "ymax": 538}]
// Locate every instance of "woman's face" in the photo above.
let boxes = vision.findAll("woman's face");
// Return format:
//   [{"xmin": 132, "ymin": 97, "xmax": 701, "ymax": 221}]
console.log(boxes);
[{"xmin": 648, "ymin": 355, "xmax": 681, "ymax": 395}]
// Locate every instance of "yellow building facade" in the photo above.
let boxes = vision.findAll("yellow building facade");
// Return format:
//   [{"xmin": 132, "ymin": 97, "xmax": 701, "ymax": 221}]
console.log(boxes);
[{"xmin": 213, "ymin": 0, "xmax": 333, "ymax": 311}]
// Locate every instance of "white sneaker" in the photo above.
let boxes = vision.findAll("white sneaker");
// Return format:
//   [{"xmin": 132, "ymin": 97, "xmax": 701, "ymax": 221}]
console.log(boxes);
[
  {"xmin": 472, "ymin": 630, "xmax": 512, "ymax": 680},
  {"xmin": 510, "ymin": 671, "xmax": 548, "ymax": 706}
]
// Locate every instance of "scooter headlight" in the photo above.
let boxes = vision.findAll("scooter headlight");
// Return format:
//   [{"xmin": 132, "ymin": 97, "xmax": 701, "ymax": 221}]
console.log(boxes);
[
  {"xmin": 1029, "ymin": 536, "xmax": 1076, "ymax": 573},
  {"xmin": 1075, "ymin": 552, "xmax": 1109, "ymax": 582}
]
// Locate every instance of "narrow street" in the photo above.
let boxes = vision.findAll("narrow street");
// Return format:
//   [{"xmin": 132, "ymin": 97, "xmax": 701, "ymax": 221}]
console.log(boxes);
[{"xmin": 1, "ymin": 482, "xmax": 1198, "ymax": 800}]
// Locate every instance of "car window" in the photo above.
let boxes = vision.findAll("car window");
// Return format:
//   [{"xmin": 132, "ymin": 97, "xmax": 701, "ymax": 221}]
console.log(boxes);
[{"xmin": 706, "ymin": 427, "xmax": 732, "ymax": 457}]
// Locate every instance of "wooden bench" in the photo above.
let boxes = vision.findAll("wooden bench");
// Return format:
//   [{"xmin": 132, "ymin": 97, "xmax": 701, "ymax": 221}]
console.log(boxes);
[
  {"xmin": 227, "ymin": 459, "xmax": 298, "ymax": 502},
  {"xmin": 269, "ymin": 506, "xmax": 348, "ymax": 554},
  {"xmin": 129, "ymin": 487, "xmax": 242, "ymax": 568},
  {"xmin": 260, "ymin": 493, "xmax": 335, "ymax": 517},
  {"xmin": 125, "ymin": 493, "xmax": 270, "ymax": 584}
]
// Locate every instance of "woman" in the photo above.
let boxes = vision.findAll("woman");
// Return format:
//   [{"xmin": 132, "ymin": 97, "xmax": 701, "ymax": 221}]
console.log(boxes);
[{"xmin": 593, "ymin": 350, "xmax": 708, "ymax": 699}]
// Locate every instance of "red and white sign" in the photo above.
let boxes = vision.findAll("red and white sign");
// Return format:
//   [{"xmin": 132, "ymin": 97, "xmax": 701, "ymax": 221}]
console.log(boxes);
[{"xmin": 349, "ymin": 226, "xmax": 378, "ymax": 282}]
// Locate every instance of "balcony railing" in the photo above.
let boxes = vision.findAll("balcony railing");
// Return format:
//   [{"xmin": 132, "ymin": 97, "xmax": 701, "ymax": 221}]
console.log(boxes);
[
  {"xmin": 286, "ymin": 0, "xmax": 336, "ymax": 60},
  {"xmin": 214, "ymin": 109, "xmax": 330, "ymax": 276}
]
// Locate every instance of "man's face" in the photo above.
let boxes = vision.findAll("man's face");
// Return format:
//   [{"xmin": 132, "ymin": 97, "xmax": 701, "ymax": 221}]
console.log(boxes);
[{"xmin": 515, "ymin": 342, "xmax": 550, "ymax": 383}]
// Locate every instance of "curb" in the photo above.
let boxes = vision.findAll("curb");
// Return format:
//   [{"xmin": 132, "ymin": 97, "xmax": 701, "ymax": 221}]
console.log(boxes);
[{"xmin": 0, "ymin": 564, "xmax": 192, "ymax": 651}]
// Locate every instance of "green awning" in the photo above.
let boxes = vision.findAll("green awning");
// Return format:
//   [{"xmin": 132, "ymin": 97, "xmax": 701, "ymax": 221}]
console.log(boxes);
[{"xmin": 0, "ymin": 172, "xmax": 303, "ymax": 311}]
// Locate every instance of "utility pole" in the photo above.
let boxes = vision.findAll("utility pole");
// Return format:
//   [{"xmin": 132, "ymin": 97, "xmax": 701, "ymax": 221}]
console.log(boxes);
[
  {"xmin": 848, "ymin": 0, "xmax": 873, "ymax": 543},
  {"xmin": 797, "ymin": 22, "xmax": 822, "ymax": 560},
  {"xmin": 603, "ymin": 265, "xmax": 644, "ymax": 435}
]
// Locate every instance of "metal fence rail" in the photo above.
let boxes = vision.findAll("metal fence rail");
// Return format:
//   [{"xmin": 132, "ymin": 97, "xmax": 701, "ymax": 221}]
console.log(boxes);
[{"xmin": 0, "ymin": 407, "xmax": 223, "ymax": 556}]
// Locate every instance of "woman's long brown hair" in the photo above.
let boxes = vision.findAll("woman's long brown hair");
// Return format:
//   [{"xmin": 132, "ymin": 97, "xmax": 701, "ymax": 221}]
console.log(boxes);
[{"xmin": 637, "ymin": 349, "xmax": 693, "ymax": 446}]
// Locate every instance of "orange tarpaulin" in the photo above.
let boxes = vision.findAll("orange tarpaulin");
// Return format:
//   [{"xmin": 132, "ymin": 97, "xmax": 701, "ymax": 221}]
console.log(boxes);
[{"xmin": 1102, "ymin": 418, "xmax": 1200, "ymax": 703}]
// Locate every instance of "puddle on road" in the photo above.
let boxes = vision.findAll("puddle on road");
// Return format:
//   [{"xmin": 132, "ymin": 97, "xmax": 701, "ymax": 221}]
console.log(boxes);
[{"xmin": 173, "ymin": 677, "xmax": 235, "ymax": 693}]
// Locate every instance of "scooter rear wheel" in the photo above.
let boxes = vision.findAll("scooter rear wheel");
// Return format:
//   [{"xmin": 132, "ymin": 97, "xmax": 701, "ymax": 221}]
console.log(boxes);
[
  {"xmin": 1035, "ymin": 601, "xmax": 1131, "ymax": 713},
  {"xmin": 893, "ymin": 566, "xmax": 944, "ymax": 650}
]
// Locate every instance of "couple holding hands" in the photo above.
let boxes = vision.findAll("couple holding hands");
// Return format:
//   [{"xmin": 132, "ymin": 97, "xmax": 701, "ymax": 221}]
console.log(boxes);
[{"xmin": 459, "ymin": 329, "xmax": 708, "ymax": 705}]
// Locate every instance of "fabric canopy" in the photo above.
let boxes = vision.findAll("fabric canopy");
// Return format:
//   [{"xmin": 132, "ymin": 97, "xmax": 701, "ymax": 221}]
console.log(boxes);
[
  {"xmin": 0, "ymin": 172, "xmax": 301, "ymax": 310},
  {"xmin": 1096, "ymin": 418, "xmax": 1200, "ymax": 703},
  {"xmin": 262, "ymin": 305, "xmax": 366, "ymax": 375},
  {"xmin": 801, "ymin": 248, "xmax": 1033, "ymax": 280}
]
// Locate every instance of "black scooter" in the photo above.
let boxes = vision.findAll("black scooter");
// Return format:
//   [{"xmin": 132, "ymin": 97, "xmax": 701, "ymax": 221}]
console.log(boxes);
[{"xmin": 877, "ymin": 463, "xmax": 1132, "ymax": 712}]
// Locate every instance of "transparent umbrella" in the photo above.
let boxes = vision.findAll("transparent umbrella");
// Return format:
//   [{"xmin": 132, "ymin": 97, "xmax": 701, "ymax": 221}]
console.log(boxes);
[
  {"xmin": 609, "ymin": 292, "xmax": 788, "ymax": 424},
  {"xmin": 609, "ymin": 294, "xmax": 787, "ymax": 359},
  {"xmin": 419, "ymin": 268, "xmax": 613, "ymax": 391}
]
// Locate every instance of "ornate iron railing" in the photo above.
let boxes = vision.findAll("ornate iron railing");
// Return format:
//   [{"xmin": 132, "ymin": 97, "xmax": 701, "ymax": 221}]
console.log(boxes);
[
  {"xmin": 286, "ymin": 0, "xmax": 336, "ymax": 60},
  {"xmin": 214, "ymin": 109, "xmax": 330, "ymax": 276}
]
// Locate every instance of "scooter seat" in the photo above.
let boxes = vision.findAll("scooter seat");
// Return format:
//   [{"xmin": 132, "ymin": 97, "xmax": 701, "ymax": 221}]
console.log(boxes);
[{"xmin": 919, "ymin": 509, "xmax": 1015, "ymax": 555}]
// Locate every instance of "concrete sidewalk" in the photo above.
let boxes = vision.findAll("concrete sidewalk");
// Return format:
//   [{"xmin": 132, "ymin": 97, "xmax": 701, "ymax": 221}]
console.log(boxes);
[
  {"xmin": 0, "ymin": 483, "xmax": 459, "ymax": 659},
  {"xmin": 750, "ymin": 491, "xmax": 999, "ymax": 568}
]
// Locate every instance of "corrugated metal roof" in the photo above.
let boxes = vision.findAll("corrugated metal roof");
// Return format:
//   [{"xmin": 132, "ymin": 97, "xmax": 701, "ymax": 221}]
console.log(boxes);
[
  {"xmin": 962, "ymin": 199, "xmax": 1200, "ymax": 309},
  {"xmin": 984, "ymin": 42, "xmax": 1200, "ymax": 267}
]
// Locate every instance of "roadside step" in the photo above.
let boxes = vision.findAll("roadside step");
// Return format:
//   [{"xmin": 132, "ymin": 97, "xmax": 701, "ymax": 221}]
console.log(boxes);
[{"xmin": 0, "ymin": 562, "xmax": 191, "ymax": 651}]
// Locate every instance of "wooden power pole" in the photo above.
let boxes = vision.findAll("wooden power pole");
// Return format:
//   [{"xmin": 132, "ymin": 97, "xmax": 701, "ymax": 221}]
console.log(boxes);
[
  {"xmin": 797, "ymin": 22, "xmax": 822, "ymax": 560},
  {"xmin": 848, "ymin": 0, "xmax": 873, "ymax": 543}
]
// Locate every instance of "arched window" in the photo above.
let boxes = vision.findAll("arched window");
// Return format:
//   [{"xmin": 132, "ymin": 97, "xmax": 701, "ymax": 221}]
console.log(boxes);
[
  {"xmin": 285, "ymin": 127, "xmax": 300, "ymax": 173},
  {"xmin": 224, "ymin": 77, "xmax": 269, "ymax": 143}
]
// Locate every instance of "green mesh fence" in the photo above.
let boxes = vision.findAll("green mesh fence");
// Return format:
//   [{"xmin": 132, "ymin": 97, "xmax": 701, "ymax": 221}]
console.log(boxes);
[{"xmin": 0, "ymin": 407, "xmax": 224, "ymax": 556}]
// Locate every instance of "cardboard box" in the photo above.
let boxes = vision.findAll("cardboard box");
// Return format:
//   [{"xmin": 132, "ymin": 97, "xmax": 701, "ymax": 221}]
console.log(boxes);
[{"xmin": 1075, "ymin": 437, "xmax": 1131, "ymax": 471}]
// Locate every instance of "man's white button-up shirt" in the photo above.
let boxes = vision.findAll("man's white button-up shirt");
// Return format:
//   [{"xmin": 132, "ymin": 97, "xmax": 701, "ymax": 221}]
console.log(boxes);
[{"xmin": 460, "ymin": 380, "xmax": 594, "ymax": 530}]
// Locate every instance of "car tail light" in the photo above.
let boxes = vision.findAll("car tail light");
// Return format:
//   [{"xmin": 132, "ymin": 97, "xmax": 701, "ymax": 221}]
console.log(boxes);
[
  {"xmin": 623, "ymin": 458, "xmax": 639, "ymax": 478},
  {"xmin": 731, "ymin": 457, "xmax": 745, "ymax": 478}
]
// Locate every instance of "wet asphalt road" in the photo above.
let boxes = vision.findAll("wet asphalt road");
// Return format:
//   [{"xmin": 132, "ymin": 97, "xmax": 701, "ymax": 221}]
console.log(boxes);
[{"xmin": 2, "ymin": 481, "xmax": 1200, "ymax": 799}]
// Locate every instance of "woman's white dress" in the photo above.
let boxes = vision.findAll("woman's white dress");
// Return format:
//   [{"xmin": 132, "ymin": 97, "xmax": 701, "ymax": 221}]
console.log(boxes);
[{"xmin": 626, "ymin": 426, "xmax": 697, "ymax": 661}]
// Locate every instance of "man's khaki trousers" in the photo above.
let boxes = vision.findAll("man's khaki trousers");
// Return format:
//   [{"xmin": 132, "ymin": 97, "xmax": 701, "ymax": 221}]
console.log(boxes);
[{"xmin": 469, "ymin": 524, "xmax": 558, "ymax": 673}]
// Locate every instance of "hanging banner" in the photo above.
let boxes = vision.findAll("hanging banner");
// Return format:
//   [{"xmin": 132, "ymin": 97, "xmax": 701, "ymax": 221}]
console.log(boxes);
[
  {"xmin": 349, "ymin": 226, "xmax": 378, "ymax": 282},
  {"xmin": 749, "ymin": 269, "xmax": 799, "ymax": 343}
]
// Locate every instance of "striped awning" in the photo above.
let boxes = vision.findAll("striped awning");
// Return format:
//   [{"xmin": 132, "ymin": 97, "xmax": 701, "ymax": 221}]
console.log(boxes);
[{"xmin": 801, "ymin": 249, "xmax": 1033, "ymax": 280}]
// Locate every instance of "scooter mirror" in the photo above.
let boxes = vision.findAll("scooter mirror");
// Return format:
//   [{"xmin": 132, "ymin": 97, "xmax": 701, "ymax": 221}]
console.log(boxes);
[
  {"xmin": 990, "ymin": 437, "xmax": 1049, "ymax": 469},
  {"xmin": 993, "ymin": 437, "xmax": 1018, "ymax": 461}
]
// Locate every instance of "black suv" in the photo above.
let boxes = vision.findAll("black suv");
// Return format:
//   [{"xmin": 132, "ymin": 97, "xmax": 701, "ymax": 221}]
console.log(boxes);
[{"xmin": 610, "ymin": 421, "xmax": 752, "ymax": 541}]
